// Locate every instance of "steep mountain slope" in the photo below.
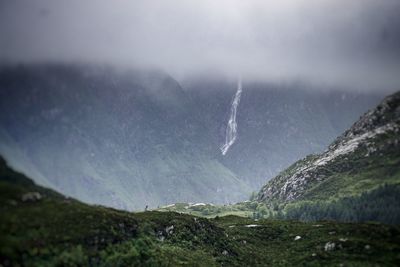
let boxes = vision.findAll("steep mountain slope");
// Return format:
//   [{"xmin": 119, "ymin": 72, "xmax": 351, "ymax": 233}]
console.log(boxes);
[
  {"xmin": 160, "ymin": 91, "xmax": 400, "ymax": 224},
  {"xmin": 258, "ymin": 91, "xmax": 400, "ymax": 204},
  {"xmin": 0, "ymin": 64, "xmax": 384, "ymax": 210},
  {"xmin": 1, "ymin": 157, "xmax": 399, "ymax": 266},
  {"xmin": 184, "ymin": 78, "xmax": 383, "ymax": 188},
  {"xmin": 0, "ymin": 64, "xmax": 249, "ymax": 210}
]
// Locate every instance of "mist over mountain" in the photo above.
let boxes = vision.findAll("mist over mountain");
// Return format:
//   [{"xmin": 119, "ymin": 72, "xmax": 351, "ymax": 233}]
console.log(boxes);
[
  {"xmin": 1, "ymin": 1, "xmax": 400, "ymax": 265},
  {"xmin": 183, "ymin": 78, "xmax": 383, "ymax": 188},
  {"xmin": 252, "ymin": 91, "xmax": 400, "ymax": 224},
  {"xmin": 2, "ymin": 0, "xmax": 400, "ymax": 90},
  {"xmin": 0, "ymin": 64, "xmax": 384, "ymax": 210},
  {"xmin": 258, "ymin": 91, "xmax": 400, "ymax": 204}
]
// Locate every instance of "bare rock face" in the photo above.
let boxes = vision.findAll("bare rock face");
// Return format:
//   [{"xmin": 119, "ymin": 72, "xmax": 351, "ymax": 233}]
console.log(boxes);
[{"xmin": 257, "ymin": 91, "xmax": 400, "ymax": 204}]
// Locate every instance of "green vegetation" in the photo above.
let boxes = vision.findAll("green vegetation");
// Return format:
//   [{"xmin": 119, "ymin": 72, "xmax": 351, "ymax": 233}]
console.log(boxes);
[
  {"xmin": 156, "ymin": 202, "xmax": 257, "ymax": 218},
  {"xmin": 297, "ymin": 142, "xmax": 400, "ymax": 203},
  {"xmin": 157, "ymin": 183, "xmax": 400, "ymax": 225},
  {"xmin": 1, "ymin": 158, "xmax": 400, "ymax": 266},
  {"xmin": 279, "ymin": 184, "xmax": 400, "ymax": 224},
  {"xmin": 240, "ymin": 91, "xmax": 400, "ymax": 227},
  {"xmin": 257, "ymin": 133, "xmax": 400, "ymax": 206}
]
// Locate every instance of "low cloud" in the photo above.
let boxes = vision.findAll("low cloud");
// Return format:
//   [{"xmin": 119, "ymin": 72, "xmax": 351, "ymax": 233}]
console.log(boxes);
[{"xmin": 1, "ymin": 0, "xmax": 399, "ymax": 90}]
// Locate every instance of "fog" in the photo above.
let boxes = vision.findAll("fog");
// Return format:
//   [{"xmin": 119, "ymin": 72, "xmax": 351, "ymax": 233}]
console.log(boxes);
[{"xmin": 1, "ymin": 0, "xmax": 399, "ymax": 90}]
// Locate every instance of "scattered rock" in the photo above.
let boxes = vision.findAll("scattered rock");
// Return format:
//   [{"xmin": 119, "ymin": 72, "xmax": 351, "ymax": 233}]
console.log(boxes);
[
  {"xmin": 165, "ymin": 225, "xmax": 174, "ymax": 235},
  {"xmin": 365, "ymin": 245, "xmax": 371, "ymax": 250},
  {"xmin": 329, "ymin": 231, "xmax": 336, "ymax": 235},
  {"xmin": 222, "ymin": 250, "xmax": 229, "ymax": 256},
  {"xmin": 157, "ymin": 231, "xmax": 165, "ymax": 241},
  {"xmin": 21, "ymin": 192, "xmax": 42, "ymax": 202},
  {"xmin": 244, "ymin": 224, "xmax": 260, "ymax": 228},
  {"xmin": 311, "ymin": 253, "xmax": 317, "ymax": 257},
  {"xmin": 190, "ymin": 203, "xmax": 206, "ymax": 207},
  {"xmin": 294, "ymin": 236, "xmax": 301, "ymax": 241},
  {"xmin": 339, "ymin": 238, "xmax": 348, "ymax": 242},
  {"xmin": 324, "ymin": 242, "xmax": 336, "ymax": 251}
]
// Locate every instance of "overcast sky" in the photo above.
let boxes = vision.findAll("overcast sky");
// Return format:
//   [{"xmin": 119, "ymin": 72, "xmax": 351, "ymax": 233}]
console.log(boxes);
[{"xmin": 0, "ymin": 0, "xmax": 399, "ymax": 90}]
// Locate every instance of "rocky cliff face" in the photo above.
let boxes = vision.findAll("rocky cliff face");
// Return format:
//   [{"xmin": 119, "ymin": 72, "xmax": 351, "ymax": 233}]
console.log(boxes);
[{"xmin": 257, "ymin": 91, "xmax": 400, "ymax": 203}]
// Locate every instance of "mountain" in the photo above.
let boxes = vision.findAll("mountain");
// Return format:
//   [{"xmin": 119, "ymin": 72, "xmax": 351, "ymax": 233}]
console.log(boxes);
[
  {"xmin": 183, "ymin": 78, "xmax": 383, "ymax": 188},
  {"xmin": 257, "ymin": 91, "xmax": 400, "ymax": 221},
  {"xmin": 1, "ymin": 157, "xmax": 399, "ymax": 266},
  {"xmin": 0, "ymin": 64, "xmax": 249, "ymax": 210},
  {"xmin": 0, "ymin": 64, "xmax": 383, "ymax": 210}
]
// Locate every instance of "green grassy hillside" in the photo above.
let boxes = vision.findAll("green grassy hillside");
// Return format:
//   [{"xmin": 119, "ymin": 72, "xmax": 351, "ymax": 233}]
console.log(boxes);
[{"xmin": 1, "ymin": 157, "xmax": 400, "ymax": 266}]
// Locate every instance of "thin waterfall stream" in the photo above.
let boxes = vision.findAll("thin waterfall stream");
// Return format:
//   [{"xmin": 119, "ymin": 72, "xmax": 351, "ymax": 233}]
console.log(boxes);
[{"xmin": 220, "ymin": 78, "xmax": 243, "ymax": 155}]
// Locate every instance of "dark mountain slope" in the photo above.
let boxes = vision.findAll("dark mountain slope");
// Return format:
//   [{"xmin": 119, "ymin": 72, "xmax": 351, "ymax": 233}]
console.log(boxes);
[
  {"xmin": 184, "ymin": 78, "xmax": 384, "ymax": 188},
  {"xmin": 0, "ymin": 64, "xmax": 249, "ymax": 210},
  {"xmin": 0, "ymin": 64, "xmax": 384, "ymax": 210},
  {"xmin": 160, "ymin": 91, "xmax": 400, "ymax": 224}
]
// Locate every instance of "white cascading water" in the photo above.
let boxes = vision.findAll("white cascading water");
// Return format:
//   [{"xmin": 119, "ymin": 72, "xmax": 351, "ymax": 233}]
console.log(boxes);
[{"xmin": 220, "ymin": 78, "xmax": 243, "ymax": 156}]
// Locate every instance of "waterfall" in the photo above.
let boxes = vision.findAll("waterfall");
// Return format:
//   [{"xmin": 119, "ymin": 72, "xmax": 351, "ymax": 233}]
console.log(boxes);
[{"xmin": 220, "ymin": 78, "xmax": 243, "ymax": 156}]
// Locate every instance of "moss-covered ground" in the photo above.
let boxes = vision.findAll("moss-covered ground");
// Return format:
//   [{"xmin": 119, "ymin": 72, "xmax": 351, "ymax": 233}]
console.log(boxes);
[{"xmin": 1, "ymin": 158, "xmax": 400, "ymax": 266}]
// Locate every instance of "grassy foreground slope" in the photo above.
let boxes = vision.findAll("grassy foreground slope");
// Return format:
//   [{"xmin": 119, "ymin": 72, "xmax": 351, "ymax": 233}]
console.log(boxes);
[{"xmin": 1, "ymin": 158, "xmax": 400, "ymax": 266}]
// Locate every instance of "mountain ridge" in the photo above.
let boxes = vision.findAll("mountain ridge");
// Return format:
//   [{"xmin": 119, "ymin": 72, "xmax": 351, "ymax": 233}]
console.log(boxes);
[
  {"xmin": 257, "ymin": 91, "xmax": 400, "ymax": 204},
  {"xmin": 159, "ymin": 91, "xmax": 400, "ymax": 224}
]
